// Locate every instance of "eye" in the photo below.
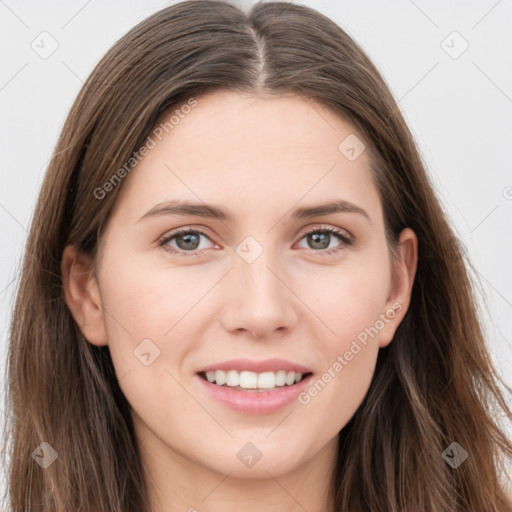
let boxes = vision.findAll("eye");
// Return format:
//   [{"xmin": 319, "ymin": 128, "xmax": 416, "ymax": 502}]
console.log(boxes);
[
  {"xmin": 158, "ymin": 226, "xmax": 352, "ymax": 257},
  {"xmin": 159, "ymin": 228, "xmax": 215, "ymax": 257},
  {"xmin": 295, "ymin": 226, "xmax": 352, "ymax": 256}
]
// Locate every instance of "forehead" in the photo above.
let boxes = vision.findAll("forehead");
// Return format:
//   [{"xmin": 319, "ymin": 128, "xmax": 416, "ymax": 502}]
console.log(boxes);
[{"xmin": 111, "ymin": 90, "xmax": 381, "ymax": 224}]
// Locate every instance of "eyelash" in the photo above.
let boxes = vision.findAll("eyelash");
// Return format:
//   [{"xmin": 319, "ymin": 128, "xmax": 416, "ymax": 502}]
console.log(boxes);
[{"xmin": 158, "ymin": 226, "xmax": 353, "ymax": 258}]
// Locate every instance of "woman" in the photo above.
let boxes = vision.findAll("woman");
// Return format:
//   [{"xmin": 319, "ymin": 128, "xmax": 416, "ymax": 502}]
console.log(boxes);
[{"xmin": 2, "ymin": 1, "xmax": 511, "ymax": 511}]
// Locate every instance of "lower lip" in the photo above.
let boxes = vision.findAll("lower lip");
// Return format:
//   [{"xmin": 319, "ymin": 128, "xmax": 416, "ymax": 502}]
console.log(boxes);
[{"xmin": 196, "ymin": 373, "xmax": 313, "ymax": 415}]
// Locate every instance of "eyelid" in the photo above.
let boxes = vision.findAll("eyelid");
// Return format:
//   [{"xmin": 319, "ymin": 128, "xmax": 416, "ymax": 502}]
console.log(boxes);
[{"xmin": 295, "ymin": 224, "xmax": 352, "ymax": 242}]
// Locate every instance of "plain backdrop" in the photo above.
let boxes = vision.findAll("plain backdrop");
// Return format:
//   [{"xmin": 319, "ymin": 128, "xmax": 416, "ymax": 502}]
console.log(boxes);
[{"xmin": 1, "ymin": 0, "xmax": 511, "ymax": 500}]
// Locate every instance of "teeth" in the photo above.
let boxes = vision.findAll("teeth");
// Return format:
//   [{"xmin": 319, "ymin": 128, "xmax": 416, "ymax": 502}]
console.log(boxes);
[
  {"xmin": 241, "ymin": 371, "xmax": 258, "ymax": 388},
  {"xmin": 203, "ymin": 370, "xmax": 306, "ymax": 389},
  {"xmin": 226, "ymin": 370, "xmax": 239, "ymax": 387},
  {"xmin": 275, "ymin": 370, "xmax": 286, "ymax": 386},
  {"xmin": 214, "ymin": 370, "xmax": 226, "ymax": 385}
]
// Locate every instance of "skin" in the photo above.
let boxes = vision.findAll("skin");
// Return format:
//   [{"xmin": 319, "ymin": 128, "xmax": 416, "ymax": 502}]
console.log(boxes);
[{"xmin": 62, "ymin": 90, "xmax": 417, "ymax": 512}]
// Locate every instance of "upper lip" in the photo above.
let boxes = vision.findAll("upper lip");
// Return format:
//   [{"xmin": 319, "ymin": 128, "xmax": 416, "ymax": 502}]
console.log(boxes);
[{"xmin": 197, "ymin": 358, "xmax": 312, "ymax": 374}]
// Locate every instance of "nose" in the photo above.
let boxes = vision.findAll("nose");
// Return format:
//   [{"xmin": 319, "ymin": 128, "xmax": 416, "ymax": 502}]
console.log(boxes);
[{"xmin": 219, "ymin": 247, "xmax": 298, "ymax": 339}]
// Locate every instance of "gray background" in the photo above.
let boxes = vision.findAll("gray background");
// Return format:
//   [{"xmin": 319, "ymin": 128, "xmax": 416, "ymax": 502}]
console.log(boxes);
[{"xmin": 1, "ymin": 0, "xmax": 511, "ymax": 499}]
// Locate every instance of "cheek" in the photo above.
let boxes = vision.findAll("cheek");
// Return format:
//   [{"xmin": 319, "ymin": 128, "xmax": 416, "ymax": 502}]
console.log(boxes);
[
  {"xmin": 293, "ymin": 257, "xmax": 388, "ymax": 423},
  {"xmin": 301, "ymin": 254, "xmax": 390, "ymax": 346},
  {"xmin": 97, "ymin": 253, "xmax": 208, "ymax": 384},
  {"xmin": 99, "ymin": 252, "xmax": 211, "ymax": 339},
  {"xmin": 301, "ymin": 341, "xmax": 378, "ymax": 436},
  {"xmin": 97, "ymin": 256, "xmax": 205, "ymax": 425}
]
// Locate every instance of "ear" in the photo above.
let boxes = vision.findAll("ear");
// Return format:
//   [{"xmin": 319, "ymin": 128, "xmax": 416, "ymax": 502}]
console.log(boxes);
[
  {"xmin": 61, "ymin": 245, "xmax": 108, "ymax": 346},
  {"xmin": 378, "ymin": 227, "xmax": 418, "ymax": 348}
]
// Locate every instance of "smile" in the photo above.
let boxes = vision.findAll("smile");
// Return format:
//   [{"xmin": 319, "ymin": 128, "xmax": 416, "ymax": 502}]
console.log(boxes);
[
  {"xmin": 199, "ymin": 369, "xmax": 310, "ymax": 390},
  {"xmin": 196, "ymin": 371, "xmax": 314, "ymax": 414}
]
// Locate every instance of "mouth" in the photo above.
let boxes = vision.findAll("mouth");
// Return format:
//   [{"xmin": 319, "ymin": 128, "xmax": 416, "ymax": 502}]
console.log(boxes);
[
  {"xmin": 196, "ymin": 367, "xmax": 314, "ymax": 414},
  {"xmin": 197, "ymin": 370, "xmax": 314, "ymax": 392}
]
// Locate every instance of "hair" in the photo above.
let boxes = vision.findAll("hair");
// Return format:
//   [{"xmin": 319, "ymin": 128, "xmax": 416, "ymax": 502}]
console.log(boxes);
[{"xmin": 2, "ymin": 1, "xmax": 511, "ymax": 511}]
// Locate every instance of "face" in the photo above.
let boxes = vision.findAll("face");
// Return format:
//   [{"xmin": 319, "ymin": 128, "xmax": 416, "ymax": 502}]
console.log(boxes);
[{"xmin": 63, "ymin": 90, "xmax": 417, "ymax": 481}]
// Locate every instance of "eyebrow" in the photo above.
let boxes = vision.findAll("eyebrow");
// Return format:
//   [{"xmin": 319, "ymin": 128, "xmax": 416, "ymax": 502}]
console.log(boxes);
[{"xmin": 137, "ymin": 199, "xmax": 371, "ymax": 223}]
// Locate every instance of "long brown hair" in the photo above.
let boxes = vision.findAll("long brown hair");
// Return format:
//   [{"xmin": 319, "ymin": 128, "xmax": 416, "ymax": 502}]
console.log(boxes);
[{"xmin": 3, "ymin": 1, "xmax": 511, "ymax": 510}]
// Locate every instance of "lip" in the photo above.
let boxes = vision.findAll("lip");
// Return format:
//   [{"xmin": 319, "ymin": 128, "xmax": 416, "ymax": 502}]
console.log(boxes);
[
  {"xmin": 196, "ymin": 358, "xmax": 312, "ymax": 374},
  {"xmin": 196, "ymin": 372, "xmax": 314, "ymax": 414}
]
